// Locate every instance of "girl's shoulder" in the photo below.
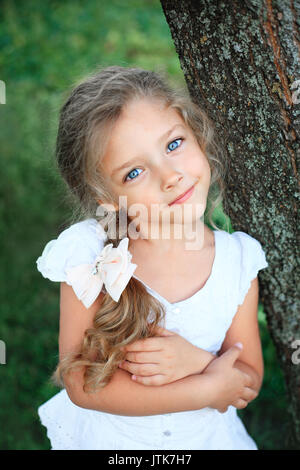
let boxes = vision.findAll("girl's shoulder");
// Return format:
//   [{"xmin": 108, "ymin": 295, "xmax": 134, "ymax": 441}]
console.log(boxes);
[
  {"xmin": 36, "ymin": 218, "xmax": 107, "ymax": 283},
  {"xmin": 216, "ymin": 228, "xmax": 268, "ymax": 263},
  {"xmin": 226, "ymin": 230, "xmax": 267, "ymax": 258},
  {"xmin": 218, "ymin": 229, "xmax": 268, "ymax": 307}
]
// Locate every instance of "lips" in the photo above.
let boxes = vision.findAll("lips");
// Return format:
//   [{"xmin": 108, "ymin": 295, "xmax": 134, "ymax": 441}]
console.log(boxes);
[{"xmin": 168, "ymin": 184, "xmax": 195, "ymax": 206}]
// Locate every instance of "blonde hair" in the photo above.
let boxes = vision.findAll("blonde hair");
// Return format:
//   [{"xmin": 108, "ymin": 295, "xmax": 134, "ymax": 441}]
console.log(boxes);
[{"xmin": 51, "ymin": 64, "xmax": 228, "ymax": 393}]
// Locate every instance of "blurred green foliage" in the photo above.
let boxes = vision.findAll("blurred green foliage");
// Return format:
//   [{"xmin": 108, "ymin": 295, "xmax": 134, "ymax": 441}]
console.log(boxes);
[{"xmin": 0, "ymin": 0, "xmax": 290, "ymax": 450}]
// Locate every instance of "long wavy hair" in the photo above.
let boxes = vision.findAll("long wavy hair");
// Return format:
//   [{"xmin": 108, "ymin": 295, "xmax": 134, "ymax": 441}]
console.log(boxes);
[{"xmin": 51, "ymin": 64, "xmax": 228, "ymax": 393}]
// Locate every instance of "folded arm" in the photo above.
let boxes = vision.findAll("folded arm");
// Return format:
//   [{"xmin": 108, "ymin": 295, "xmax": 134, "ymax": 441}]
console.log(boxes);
[
  {"xmin": 59, "ymin": 282, "xmax": 214, "ymax": 416},
  {"xmin": 65, "ymin": 364, "xmax": 214, "ymax": 416},
  {"xmin": 218, "ymin": 277, "xmax": 264, "ymax": 397},
  {"xmin": 59, "ymin": 280, "xmax": 261, "ymax": 417}
]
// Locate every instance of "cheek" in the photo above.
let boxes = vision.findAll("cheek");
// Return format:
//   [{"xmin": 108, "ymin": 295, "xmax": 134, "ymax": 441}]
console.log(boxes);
[
  {"xmin": 186, "ymin": 150, "xmax": 210, "ymax": 176},
  {"xmin": 125, "ymin": 189, "xmax": 154, "ymax": 217}
]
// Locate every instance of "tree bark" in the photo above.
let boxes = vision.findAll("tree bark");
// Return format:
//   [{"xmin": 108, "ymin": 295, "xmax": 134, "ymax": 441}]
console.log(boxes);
[{"xmin": 160, "ymin": 0, "xmax": 300, "ymax": 448}]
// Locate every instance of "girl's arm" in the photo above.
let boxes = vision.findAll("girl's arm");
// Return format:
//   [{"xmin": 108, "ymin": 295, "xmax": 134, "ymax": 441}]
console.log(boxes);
[
  {"xmin": 217, "ymin": 277, "xmax": 264, "ymax": 394},
  {"xmin": 67, "ymin": 364, "xmax": 215, "ymax": 416},
  {"xmin": 59, "ymin": 283, "xmax": 255, "ymax": 416},
  {"xmin": 66, "ymin": 344, "xmax": 251, "ymax": 417},
  {"xmin": 118, "ymin": 326, "xmax": 217, "ymax": 386},
  {"xmin": 59, "ymin": 282, "xmax": 214, "ymax": 415}
]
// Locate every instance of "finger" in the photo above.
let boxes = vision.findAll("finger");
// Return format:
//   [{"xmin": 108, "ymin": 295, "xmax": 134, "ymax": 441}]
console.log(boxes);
[
  {"xmin": 217, "ymin": 407, "xmax": 228, "ymax": 414},
  {"xmin": 125, "ymin": 351, "xmax": 160, "ymax": 364},
  {"xmin": 232, "ymin": 399, "xmax": 248, "ymax": 410},
  {"xmin": 119, "ymin": 360, "xmax": 159, "ymax": 376},
  {"xmin": 241, "ymin": 386, "xmax": 258, "ymax": 402},
  {"xmin": 239, "ymin": 371, "xmax": 254, "ymax": 389},
  {"xmin": 131, "ymin": 374, "xmax": 166, "ymax": 386},
  {"xmin": 121, "ymin": 337, "xmax": 162, "ymax": 352},
  {"xmin": 219, "ymin": 344, "xmax": 243, "ymax": 364}
]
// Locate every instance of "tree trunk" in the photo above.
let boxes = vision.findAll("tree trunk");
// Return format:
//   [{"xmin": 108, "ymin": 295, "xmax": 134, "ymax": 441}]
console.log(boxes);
[{"xmin": 160, "ymin": 0, "xmax": 300, "ymax": 448}]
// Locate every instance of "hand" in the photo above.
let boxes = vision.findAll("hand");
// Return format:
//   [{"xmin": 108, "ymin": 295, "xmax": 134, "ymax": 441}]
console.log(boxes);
[
  {"xmin": 118, "ymin": 326, "xmax": 216, "ymax": 386},
  {"xmin": 203, "ymin": 344, "xmax": 259, "ymax": 413}
]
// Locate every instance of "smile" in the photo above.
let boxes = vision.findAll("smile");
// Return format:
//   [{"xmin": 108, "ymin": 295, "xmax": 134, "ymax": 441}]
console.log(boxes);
[{"xmin": 168, "ymin": 184, "xmax": 195, "ymax": 206}]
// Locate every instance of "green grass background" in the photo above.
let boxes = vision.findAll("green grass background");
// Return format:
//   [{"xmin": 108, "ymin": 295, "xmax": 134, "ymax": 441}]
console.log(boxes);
[{"xmin": 0, "ymin": 0, "xmax": 291, "ymax": 450}]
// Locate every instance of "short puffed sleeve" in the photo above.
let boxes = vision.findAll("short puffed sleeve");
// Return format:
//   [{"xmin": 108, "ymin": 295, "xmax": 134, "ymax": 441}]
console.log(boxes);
[
  {"xmin": 229, "ymin": 231, "xmax": 268, "ymax": 309},
  {"xmin": 36, "ymin": 218, "xmax": 107, "ymax": 285}
]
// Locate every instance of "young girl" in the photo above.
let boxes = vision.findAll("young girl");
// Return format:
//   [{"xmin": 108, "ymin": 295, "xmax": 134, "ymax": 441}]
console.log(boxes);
[{"xmin": 36, "ymin": 65, "xmax": 268, "ymax": 450}]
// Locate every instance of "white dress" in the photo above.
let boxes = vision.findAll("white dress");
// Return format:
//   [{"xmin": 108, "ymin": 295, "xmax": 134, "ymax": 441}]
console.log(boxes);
[{"xmin": 36, "ymin": 218, "xmax": 268, "ymax": 450}]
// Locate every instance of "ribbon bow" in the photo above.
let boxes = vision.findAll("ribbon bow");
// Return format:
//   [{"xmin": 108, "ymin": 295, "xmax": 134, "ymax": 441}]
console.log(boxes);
[{"xmin": 65, "ymin": 237, "xmax": 137, "ymax": 308}]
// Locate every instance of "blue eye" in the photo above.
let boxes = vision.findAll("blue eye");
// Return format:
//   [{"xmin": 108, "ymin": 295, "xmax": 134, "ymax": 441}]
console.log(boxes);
[
  {"xmin": 167, "ymin": 138, "xmax": 183, "ymax": 152},
  {"xmin": 124, "ymin": 167, "xmax": 143, "ymax": 182},
  {"xmin": 123, "ymin": 138, "xmax": 184, "ymax": 183}
]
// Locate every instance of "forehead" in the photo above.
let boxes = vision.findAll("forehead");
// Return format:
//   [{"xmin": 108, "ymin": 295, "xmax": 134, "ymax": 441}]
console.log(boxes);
[
  {"xmin": 117, "ymin": 98, "xmax": 184, "ymax": 128},
  {"xmin": 100, "ymin": 98, "xmax": 187, "ymax": 167}
]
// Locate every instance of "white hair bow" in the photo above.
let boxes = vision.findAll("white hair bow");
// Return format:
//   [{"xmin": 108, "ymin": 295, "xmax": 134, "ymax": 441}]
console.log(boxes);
[{"xmin": 65, "ymin": 237, "xmax": 137, "ymax": 308}]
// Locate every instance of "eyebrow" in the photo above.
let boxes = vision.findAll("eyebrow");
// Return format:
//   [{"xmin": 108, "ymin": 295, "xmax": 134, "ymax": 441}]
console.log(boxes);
[{"xmin": 111, "ymin": 123, "xmax": 185, "ymax": 175}]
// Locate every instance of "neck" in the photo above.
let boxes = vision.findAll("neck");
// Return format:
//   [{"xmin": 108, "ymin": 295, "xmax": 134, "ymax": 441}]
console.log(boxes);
[{"xmin": 128, "ymin": 217, "xmax": 209, "ymax": 255}]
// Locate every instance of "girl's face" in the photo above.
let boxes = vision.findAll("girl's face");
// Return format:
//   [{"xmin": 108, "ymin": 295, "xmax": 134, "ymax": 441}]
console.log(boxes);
[{"xmin": 99, "ymin": 98, "xmax": 211, "ymax": 234}]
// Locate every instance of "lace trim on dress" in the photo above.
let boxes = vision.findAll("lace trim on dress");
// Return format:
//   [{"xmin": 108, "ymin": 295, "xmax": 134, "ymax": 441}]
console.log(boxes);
[{"xmin": 38, "ymin": 406, "xmax": 76, "ymax": 450}]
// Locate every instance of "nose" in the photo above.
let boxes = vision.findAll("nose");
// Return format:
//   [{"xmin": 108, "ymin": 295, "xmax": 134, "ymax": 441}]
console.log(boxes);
[
  {"xmin": 160, "ymin": 165, "xmax": 184, "ymax": 192},
  {"xmin": 162, "ymin": 170, "xmax": 183, "ymax": 191}
]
